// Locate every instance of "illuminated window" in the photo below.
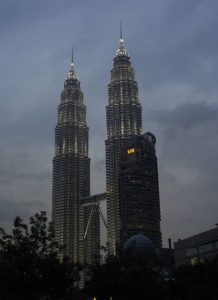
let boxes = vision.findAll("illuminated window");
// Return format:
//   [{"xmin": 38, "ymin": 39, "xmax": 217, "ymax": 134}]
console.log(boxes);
[
  {"xmin": 190, "ymin": 257, "xmax": 198, "ymax": 265},
  {"xmin": 127, "ymin": 148, "xmax": 135, "ymax": 154}
]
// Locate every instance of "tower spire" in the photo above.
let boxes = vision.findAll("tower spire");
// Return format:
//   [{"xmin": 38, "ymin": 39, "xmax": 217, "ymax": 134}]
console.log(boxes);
[
  {"xmin": 116, "ymin": 23, "xmax": 128, "ymax": 56},
  {"xmin": 71, "ymin": 46, "xmax": 74, "ymax": 64},
  {"xmin": 66, "ymin": 47, "xmax": 78, "ymax": 80},
  {"xmin": 120, "ymin": 21, "xmax": 123, "ymax": 39}
]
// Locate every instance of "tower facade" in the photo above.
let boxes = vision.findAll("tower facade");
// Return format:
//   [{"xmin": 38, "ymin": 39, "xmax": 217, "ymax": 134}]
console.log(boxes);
[
  {"xmin": 105, "ymin": 35, "xmax": 142, "ymax": 254},
  {"xmin": 52, "ymin": 57, "xmax": 99, "ymax": 265},
  {"xmin": 120, "ymin": 132, "xmax": 162, "ymax": 248}
]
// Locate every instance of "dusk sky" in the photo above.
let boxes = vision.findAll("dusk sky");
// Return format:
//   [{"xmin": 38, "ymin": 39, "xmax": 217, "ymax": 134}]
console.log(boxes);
[{"xmin": 0, "ymin": 0, "xmax": 218, "ymax": 247}]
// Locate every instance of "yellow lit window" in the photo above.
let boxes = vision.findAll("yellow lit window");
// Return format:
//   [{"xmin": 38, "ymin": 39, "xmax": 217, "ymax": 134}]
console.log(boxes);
[{"xmin": 127, "ymin": 148, "xmax": 135, "ymax": 154}]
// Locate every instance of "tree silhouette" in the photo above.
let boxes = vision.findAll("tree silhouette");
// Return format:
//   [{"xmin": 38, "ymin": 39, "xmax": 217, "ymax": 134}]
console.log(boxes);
[
  {"xmin": 171, "ymin": 256, "xmax": 218, "ymax": 300},
  {"xmin": 0, "ymin": 211, "xmax": 81, "ymax": 300},
  {"xmin": 85, "ymin": 245, "xmax": 218, "ymax": 300},
  {"xmin": 84, "ymin": 247, "xmax": 166, "ymax": 300}
]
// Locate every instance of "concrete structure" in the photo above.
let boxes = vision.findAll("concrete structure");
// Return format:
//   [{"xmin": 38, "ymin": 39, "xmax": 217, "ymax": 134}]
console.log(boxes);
[
  {"xmin": 174, "ymin": 227, "xmax": 218, "ymax": 268},
  {"xmin": 52, "ymin": 54, "xmax": 99, "ymax": 266},
  {"xmin": 105, "ymin": 33, "xmax": 142, "ymax": 254},
  {"xmin": 119, "ymin": 132, "xmax": 162, "ymax": 248}
]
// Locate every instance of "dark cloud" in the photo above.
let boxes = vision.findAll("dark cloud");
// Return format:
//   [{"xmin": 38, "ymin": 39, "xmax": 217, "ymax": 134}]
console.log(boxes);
[
  {"xmin": 0, "ymin": 0, "xmax": 217, "ymax": 246},
  {"xmin": 0, "ymin": 196, "xmax": 45, "ymax": 230},
  {"xmin": 148, "ymin": 101, "xmax": 218, "ymax": 244},
  {"xmin": 150, "ymin": 101, "xmax": 218, "ymax": 139},
  {"xmin": 0, "ymin": 147, "xmax": 52, "ymax": 231},
  {"xmin": 135, "ymin": 0, "xmax": 218, "ymax": 91}
]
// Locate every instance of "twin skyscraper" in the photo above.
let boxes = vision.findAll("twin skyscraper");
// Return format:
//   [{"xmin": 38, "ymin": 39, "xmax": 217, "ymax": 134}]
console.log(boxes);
[{"xmin": 52, "ymin": 32, "xmax": 162, "ymax": 268}]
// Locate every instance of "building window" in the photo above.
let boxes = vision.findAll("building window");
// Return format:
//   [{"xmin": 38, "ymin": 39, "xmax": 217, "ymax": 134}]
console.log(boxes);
[
  {"xmin": 198, "ymin": 243, "xmax": 213, "ymax": 254},
  {"xmin": 186, "ymin": 247, "xmax": 197, "ymax": 257}
]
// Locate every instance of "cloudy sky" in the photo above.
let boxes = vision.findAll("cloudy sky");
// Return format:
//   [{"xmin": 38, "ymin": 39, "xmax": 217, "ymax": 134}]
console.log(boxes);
[{"xmin": 0, "ymin": 0, "xmax": 218, "ymax": 247}]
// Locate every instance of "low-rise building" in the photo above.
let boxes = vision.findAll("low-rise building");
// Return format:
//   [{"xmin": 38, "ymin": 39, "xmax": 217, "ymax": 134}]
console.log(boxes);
[{"xmin": 174, "ymin": 227, "xmax": 218, "ymax": 268}]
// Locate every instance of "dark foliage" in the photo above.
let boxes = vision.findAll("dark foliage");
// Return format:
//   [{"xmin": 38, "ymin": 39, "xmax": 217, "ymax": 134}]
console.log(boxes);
[
  {"xmin": 84, "ymin": 248, "xmax": 167, "ymax": 300},
  {"xmin": 84, "ymin": 247, "xmax": 218, "ymax": 300},
  {"xmin": 171, "ymin": 256, "xmax": 218, "ymax": 300},
  {"xmin": 0, "ymin": 211, "xmax": 82, "ymax": 300},
  {"xmin": 1, "ymin": 213, "xmax": 218, "ymax": 300}
]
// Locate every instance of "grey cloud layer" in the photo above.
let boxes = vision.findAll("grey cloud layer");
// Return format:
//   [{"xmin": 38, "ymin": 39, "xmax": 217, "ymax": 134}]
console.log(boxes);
[
  {"xmin": 149, "ymin": 102, "xmax": 218, "ymax": 243},
  {"xmin": 0, "ymin": 0, "xmax": 217, "ymax": 245}
]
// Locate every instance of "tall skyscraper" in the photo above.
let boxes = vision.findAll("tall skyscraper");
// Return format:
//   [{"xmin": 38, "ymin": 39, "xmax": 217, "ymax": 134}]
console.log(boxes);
[
  {"xmin": 52, "ymin": 54, "xmax": 99, "ymax": 266},
  {"xmin": 105, "ymin": 33, "xmax": 142, "ymax": 254},
  {"xmin": 119, "ymin": 132, "xmax": 162, "ymax": 248}
]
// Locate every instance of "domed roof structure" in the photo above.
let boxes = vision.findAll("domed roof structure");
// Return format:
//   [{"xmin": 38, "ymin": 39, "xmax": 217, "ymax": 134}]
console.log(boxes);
[{"xmin": 123, "ymin": 234, "xmax": 157, "ymax": 263}]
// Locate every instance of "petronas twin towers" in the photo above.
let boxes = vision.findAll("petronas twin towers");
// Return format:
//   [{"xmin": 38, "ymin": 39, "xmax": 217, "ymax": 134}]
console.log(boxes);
[
  {"xmin": 106, "ymin": 36, "xmax": 143, "ymax": 254},
  {"xmin": 52, "ymin": 55, "xmax": 99, "ymax": 265},
  {"xmin": 52, "ymin": 32, "xmax": 162, "ymax": 266}
]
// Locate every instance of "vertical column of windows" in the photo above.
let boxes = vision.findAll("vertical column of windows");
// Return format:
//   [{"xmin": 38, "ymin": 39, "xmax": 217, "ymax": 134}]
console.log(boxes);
[{"xmin": 106, "ymin": 41, "xmax": 144, "ymax": 254}]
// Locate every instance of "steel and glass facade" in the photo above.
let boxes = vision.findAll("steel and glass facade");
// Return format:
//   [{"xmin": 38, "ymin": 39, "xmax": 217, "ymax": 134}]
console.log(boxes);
[
  {"xmin": 119, "ymin": 132, "xmax": 162, "ymax": 248},
  {"xmin": 52, "ymin": 59, "xmax": 99, "ymax": 266},
  {"xmin": 105, "ymin": 36, "xmax": 142, "ymax": 254}
]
